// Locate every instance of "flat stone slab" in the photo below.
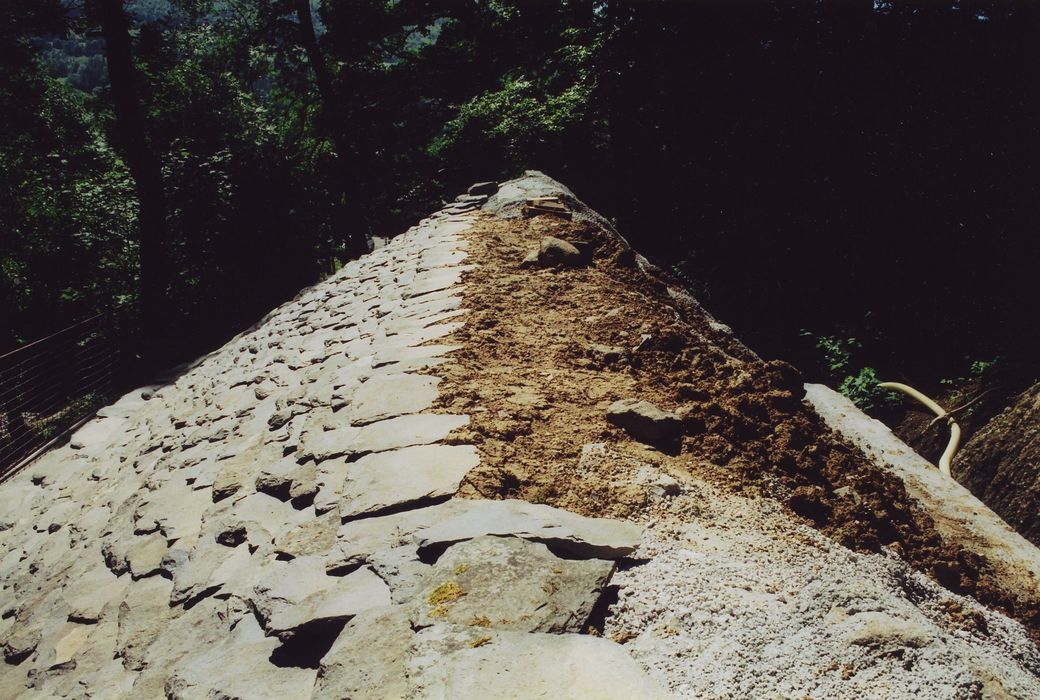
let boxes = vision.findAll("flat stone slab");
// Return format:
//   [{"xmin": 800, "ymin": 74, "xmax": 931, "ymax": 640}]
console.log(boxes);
[
  {"xmin": 347, "ymin": 373, "xmax": 441, "ymax": 425},
  {"xmin": 69, "ymin": 416, "xmax": 127, "ymax": 451},
  {"xmin": 328, "ymin": 502, "xmax": 461, "ymax": 572},
  {"xmin": 63, "ymin": 565, "xmax": 130, "ymax": 623},
  {"xmin": 406, "ymin": 625, "xmax": 670, "ymax": 700},
  {"xmin": 340, "ymin": 444, "xmax": 480, "ymax": 518},
  {"xmin": 166, "ymin": 621, "xmax": 316, "ymax": 700},
  {"xmin": 300, "ymin": 424, "xmax": 362, "ymax": 462},
  {"xmin": 411, "ymin": 536, "xmax": 614, "ymax": 632},
  {"xmin": 314, "ymin": 606, "xmax": 413, "ymax": 700},
  {"xmin": 314, "ymin": 609, "xmax": 665, "ymax": 700},
  {"xmin": 304, "ymin": 414, "xmax": 469, "ymax": 463},
  {"xmin": 249, "ymin": 556, "xmax": 390, "ymax": 639},
  {"xmin": 274, "ymin": 508, "xmax": 339, "ymax": 559},
  {"xmin": 413, "ymin": 499, "xmax": 643, "ymax": 560},
  {"xmin": 350, "ymin": 414, "xmax": 468, "ymax": 455}
]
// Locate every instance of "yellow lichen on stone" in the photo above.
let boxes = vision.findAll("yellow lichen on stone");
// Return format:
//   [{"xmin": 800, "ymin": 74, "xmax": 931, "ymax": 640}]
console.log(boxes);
[
  {"xmin": 454, "ymin": 563, "xmax": 469, "ymax": 575},
  {"xmin": 469, "ymin": 615, "xmax": 492, "ymax": 627},
  {"xmin": 469, "ymin": 636, "xmax": 492, "ymax": 648},
  {"xmin": 428, "ymin": 580, "xmax": 466, "ymax": 607}
]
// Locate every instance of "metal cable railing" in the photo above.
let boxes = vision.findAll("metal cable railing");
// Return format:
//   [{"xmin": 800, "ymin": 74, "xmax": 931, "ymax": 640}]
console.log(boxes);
[{"xmin": 0, "ymin": 315, "xmax": 119, "ymax": 480}]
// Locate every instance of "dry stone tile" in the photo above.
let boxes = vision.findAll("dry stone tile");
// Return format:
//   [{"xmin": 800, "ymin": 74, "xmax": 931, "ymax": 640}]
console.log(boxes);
[
  {"xmin": 2, "ymin": 624, "xmax": 41, "ymax": 664},
  {"xmin": 214, "ymin": 491, "xmax": 309, "ymax": 547},
  {"xmin": 405, "ymin": 625, "xmax": 670, "ymax": 699},
  {"xmin": 249, "ymin": 556, "xmax": 390, "ymax": 640},
  {"xmin": 606, "ymin": 399, "xmax": 682, "ymax": 443},
  {"xmin": 69, "ymin": 416, "xmax": 127, "ymax": 452},
  {"xmin": 347, "ymin": 414, "xmax": 469, "ymax": 456},
  {"xmin": 126, "ymin": 596, "xmax": 228, "ymax": 697},
  {"xmin": 125, "ymin": 533, "xmax": 168, "ymax": 580},
  {"xmin": 385, "ymin": 308, "xmax": 466, "ymax": 337},
  {"xmin": 165, "ymin": 617, "xmax": 316, "ymax": 700},
  {"xmin": 313, "ymin": 605, "xmax": 413, "ymax": 700},
  {"xmin": 411, "ymin": 536, "xmax": 613, "ymax": 632},
  {"xmin": 367, "ymin": 546, "xmax": 430, "ymax": 603},
  {"xmin": 413, "ymin": 499, "xmax": 643, "ymax": 560},
  {"xmin": 255, "ymin": 455, "xmax": 301, "ymax": 499},
  {"xmin": 63, "ymin": 565, "xmax": 129, "ymax": 623},
  {"xmin": 340, "ymin": 444, "xmax": 479, "ymax": 518},
  {"xmin": 68, "ymin": 659, "xmax": 137, "ymax": 699},
  {"xmin": 48, "ymin": 623, "xmax": 93, "ymax": 666},
  {"xmin": 328, "ymin": 501, "xmax": 461, "ymax": 573},
  {"xmin": 115, "ymin": 576, "xmax": 175, "ymax": 670},
  {"xmin": 347, "ymin": 373, "xmax": 440, "ymax": 426},
  {"xmin": 382, "ymin": 321, "xmax": 465, "ymax": 349},
  {"xmin": 212, "ymin": 436, "xmax": 282, "ymax": 502},
  {"xmin": 395, "ymin": 290, "xmax": 463, "ymax": 319},
  {"xmin": 133, "ymin": 475, "xmax": 211, "ymax": 542},
  {"xmin": 289, "ymin": 461, "xmax": 319, "ymax": 505},
  {"xmin": 171, "ymin": 537, "xmax": 249, "ymax": 606},
  {"xmin": 371, "ymin": 343, "xmax": 459, "ymax": 367},
  {"xmin": 274, "ymin": 507, "xmax": 339, "ymax": 560},
  {"xmin": 300, "ymin": 424, "xmax": 362, "ymax": 462}
]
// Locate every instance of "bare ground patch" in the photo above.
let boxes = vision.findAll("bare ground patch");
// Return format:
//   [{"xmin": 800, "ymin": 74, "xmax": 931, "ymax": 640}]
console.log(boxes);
[{"xmin": 434, "ymin": 212, "xmax": 1040, "ymax": 644}]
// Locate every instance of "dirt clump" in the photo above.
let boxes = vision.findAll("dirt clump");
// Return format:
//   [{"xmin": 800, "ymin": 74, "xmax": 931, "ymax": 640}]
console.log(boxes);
[{"xmin": 434, "ymin": 212, "xmax": 1040, "ymax": 644}]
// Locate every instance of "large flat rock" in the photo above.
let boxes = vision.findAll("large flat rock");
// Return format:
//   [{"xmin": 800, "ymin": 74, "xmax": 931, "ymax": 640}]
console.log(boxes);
[
  {"xmin": 166, "ymin": 619, "xmax": 316, "ymax": 700},
  {"xmin": 347, "ymin": 372, "xmax": 440, "ymax": 425},
  {"xmin": 413, "ymin": 498, "xmax": 643, "ymax": 560},
  {"xmin": 313, "ymin": 606, "xmax": 413, "ymax": 700},
  {"xmin": 249, "ymin": 556, "xmax": 390, "ymax": 639},
  {"xmin": 406, "ymin": 625, "xmax": 670, "ymax": 699},
  {"xmin": 339, "ymin": 444, "xmax": 480, "ymax": 518},
  {"xmin": 411, "ymin": 535, "xmax": 614, "ymax": 632},
  {"xmin": 313, "ymin": 609, "xmax": 666, "ymax": 700}
]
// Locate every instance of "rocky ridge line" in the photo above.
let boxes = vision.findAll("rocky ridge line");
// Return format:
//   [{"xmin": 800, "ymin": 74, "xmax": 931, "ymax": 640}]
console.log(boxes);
[{"xmin": 0, "ymin": 192, "xmax": 664, "ymax": 699}]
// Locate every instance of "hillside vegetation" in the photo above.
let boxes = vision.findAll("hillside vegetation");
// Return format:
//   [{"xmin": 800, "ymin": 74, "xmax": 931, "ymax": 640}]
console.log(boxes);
[{"xmin": 2, "ymin": 1, "xmax": 1036, "ymax": 402}]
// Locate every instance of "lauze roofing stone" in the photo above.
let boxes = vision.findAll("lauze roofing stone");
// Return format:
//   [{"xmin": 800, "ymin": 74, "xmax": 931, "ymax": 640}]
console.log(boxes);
[{"xmin": 0, "ymin": 202, "xmax": 659, "ymax": 699}]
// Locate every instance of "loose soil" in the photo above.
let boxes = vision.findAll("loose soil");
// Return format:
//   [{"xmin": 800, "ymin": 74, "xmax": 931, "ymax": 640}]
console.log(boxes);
[
  {"xmin": 952, "ymin": 381, "xmax": 1040, "ymax": 548},
  {"xmin": 433, "ymin": 212, "xmax": 1040, "ymax": 644}
]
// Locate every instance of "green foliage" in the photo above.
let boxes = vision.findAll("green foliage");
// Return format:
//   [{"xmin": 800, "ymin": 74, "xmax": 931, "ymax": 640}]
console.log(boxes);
[
  {"xmin": 939, "ymin": 356, "xmax": 1004, "ymax": 387},
  {"xmin": 0, "ymin": 48, "xmax": 138, "ymax": 347},
  {"xmin": 432, "ymin": 75, "xmax": 593, "ymax": 161},
  {"xmin": 802, "ymin": 332, "xmax": 859, "ymax": 378},
  {"xmin": 838, "ymin": 368, "xmax": 899, "ymax": 413},
  {"xmin": 27, "ymin": 392, "xmax": 106, "ymax": 441},
  {"xmin": 801, "ymin": 331, "xmax": 898, "ymax": 412},
  {"xmin": 426, "ymin": 6, "xmax": 605, "ymax": 174}
]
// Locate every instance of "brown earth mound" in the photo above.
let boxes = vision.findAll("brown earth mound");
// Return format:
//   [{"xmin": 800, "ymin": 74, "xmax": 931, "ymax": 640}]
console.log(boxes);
[
  {"xmin": 954, "ymin": 382, "xmax": 1040, "ymax": 548},
  {"xmin": 434, "ymin": 212, "xmax": 1040, "ymax": 644}
]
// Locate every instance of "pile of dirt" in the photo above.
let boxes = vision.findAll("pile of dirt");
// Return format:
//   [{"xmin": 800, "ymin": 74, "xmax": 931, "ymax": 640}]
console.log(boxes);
[
  {"xmin": 434, "ymin": 211, "xmax": 1040, "ymax": 644},
  {"xmin": 953, "ymin": 381, "xmax": 1040, "ymax": 547}
]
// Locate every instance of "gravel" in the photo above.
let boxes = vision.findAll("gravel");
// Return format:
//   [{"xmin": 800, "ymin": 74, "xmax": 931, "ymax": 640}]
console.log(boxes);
[{"xmin": 603, "ymin": 480, "xmax": 1040, "ymax": 699}]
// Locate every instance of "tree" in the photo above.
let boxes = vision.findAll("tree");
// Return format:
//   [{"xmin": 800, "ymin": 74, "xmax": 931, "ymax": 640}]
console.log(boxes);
[
  {"xmin": 293, "ymin": 0, "xmax": 366, "ymax": 257},
  {"xmin": 91, "ymin": 0, "xmax": 171, "ymax": 367}
]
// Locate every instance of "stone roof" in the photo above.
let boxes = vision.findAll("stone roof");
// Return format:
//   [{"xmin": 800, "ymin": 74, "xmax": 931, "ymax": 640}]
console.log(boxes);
[{"xmin": 1, "ymin": 173, "xmax": 1040, "ymax": 698}]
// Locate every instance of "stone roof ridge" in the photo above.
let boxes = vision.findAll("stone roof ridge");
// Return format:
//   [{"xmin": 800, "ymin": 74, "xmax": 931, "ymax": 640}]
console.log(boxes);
[
  {"xmin": 3, "ymin": 175, "xmax": 1040, "ymax": 698},
  {"xmin": 0, "ymin": 194, "xmax": 664, "ymax": 699}
]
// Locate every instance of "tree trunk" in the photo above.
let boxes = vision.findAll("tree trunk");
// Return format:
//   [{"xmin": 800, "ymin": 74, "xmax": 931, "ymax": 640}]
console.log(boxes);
[
  {"xmin": 95, "ymin": 0, "xmax": 170, "ymax": 369},
  {"xmin": 293, "ymin": 0, "xmax": 368, "ymax": 258}
]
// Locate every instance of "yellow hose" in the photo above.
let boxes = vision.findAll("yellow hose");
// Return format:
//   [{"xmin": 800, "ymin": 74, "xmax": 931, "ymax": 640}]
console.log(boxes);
[{"xmin": 878, "ymin": 381, "xmax": 961, "ymax": 478}]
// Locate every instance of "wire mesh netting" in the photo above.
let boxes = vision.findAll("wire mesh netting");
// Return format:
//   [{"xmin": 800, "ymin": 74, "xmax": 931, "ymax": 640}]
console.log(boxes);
[{"xmin": 0, "ymin": 315, "xmax": 118, "ymax": 480}]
